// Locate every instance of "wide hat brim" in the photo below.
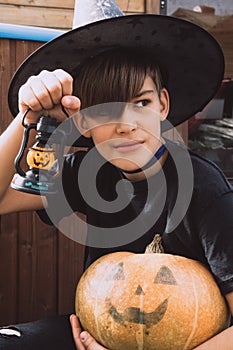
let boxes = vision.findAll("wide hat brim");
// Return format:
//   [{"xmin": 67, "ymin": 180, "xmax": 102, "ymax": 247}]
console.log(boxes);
[{"xmin": 8, "ymin": 14, "xmax": 224, "ymax": 128}]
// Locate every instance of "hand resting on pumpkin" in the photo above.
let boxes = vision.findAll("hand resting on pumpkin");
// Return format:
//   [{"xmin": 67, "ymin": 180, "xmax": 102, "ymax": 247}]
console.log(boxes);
[
  {"xmin": 70, "ymin": 314, "xmax": 108, "ymax": 350},
  {"xmin": 70, "ymin": 310, "xmax": 233, "ymax": 350}
]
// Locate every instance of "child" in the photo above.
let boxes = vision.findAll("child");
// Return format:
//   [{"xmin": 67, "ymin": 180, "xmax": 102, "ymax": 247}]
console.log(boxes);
[{"xmin": 0, "ymin": 8, "xmax": 233, "ymax": 350}]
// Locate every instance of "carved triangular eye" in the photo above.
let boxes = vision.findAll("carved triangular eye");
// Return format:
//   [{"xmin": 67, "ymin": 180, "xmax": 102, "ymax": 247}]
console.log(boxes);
[
  {"xmin": 106, "ymin": 262, "xmax": 125, "ymax": 280},
  {"xmin": 154, "ymin": 266, "xmax": 177, "ymax": 285},
  {"xmin": 135, "ymin": 285, "xmax": 145, "ymax": 295}
]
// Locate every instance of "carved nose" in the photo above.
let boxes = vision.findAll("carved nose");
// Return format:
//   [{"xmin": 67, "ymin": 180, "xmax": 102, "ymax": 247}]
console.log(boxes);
[{"xmin": 135, "ymin": 285, "xmax": 145, "ymax": 295}]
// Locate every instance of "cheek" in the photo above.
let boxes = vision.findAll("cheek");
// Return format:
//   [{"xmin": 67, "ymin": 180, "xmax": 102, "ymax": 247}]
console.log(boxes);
[
  {"xmin": 140, "ymin": 117, "xmax": 162, "ymax": 146},
  {"xmin": 137, "ymin": 107, "xmax": 161, "ymax": 130},
  {"xmin": 89, "ymin": 125, "xmax": 114, "ymax": 162},
  {"xmin": 90, "ymin": 124, "xmax": 114, "ymax": 145}
]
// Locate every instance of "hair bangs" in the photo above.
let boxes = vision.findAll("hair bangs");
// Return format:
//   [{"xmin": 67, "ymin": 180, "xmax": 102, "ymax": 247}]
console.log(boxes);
[{"xmin": 73, "ymin": 48, "xmax": 164, "ymax": 111}]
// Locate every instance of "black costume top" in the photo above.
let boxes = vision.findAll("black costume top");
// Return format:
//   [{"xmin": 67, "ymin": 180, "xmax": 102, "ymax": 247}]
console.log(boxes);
[{"xmin": 38, "ymin": 141, "xmax": 233, "ymax": 295}]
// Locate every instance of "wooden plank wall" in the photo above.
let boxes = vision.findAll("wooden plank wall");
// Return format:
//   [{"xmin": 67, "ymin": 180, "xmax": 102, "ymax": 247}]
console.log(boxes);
[
  {"xmin": 0, "ymin": 0, "xmax": 147, "ymax": 29},
  {"xmin": 0, "ymin": 41, "xmax": 86, "ymax": 324},
  {"xmin": 0, "ymin": 0, "xmax": 162, "ymax": 327}
]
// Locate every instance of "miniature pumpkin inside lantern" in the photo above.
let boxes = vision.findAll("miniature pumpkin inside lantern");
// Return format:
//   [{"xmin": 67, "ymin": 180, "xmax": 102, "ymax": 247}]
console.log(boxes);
[
  {"xmin": 75, "ymin": 244, "xmax": 229, "ymax": 350},
  {"xmin": 27, "ymin": 146, "xmax": 55, "ymax": 170}
]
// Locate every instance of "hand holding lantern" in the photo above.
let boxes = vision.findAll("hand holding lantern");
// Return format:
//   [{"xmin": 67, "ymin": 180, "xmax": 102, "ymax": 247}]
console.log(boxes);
[{"xmin": 11, "ymin": 110, "xmax": 67, "ymax": 195}]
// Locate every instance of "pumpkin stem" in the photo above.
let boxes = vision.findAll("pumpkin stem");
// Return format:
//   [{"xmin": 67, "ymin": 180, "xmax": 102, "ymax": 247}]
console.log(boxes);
[{"xmin": 145, "ymin": 234, "xmax": 164, "ymax": 254}]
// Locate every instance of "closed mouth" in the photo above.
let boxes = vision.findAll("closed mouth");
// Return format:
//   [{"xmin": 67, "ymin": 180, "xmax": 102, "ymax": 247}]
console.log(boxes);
[
  {"xmin": 114, "ymin": 140, "xmax": 144, "ymax": 153},
  {"xmin": 114, "ymin": 140, "xmax": 144, "ymax": 150}
]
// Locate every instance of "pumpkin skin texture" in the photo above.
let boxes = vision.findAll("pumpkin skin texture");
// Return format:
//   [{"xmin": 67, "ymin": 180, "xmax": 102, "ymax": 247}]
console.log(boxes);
[{"xmin": 75, "ymin": 252, "xmax": 230, "ymax": 350}]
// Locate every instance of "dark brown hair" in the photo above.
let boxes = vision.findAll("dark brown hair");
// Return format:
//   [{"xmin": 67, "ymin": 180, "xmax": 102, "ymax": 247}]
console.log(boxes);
[{"xmin": 73, "ymin": 48, "xmax": 165, "ymax": 110}]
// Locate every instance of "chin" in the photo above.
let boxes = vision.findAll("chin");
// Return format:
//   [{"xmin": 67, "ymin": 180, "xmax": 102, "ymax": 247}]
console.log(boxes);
[{"xmin": 111, "ymin": 158, "xmax": 147, "ymax": 172}]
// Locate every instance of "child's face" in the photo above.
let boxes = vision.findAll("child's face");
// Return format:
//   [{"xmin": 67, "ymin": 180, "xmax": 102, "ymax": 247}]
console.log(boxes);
[{"xmin": 78, "ymin": 76, "xmax": 169, "ymax": 173}]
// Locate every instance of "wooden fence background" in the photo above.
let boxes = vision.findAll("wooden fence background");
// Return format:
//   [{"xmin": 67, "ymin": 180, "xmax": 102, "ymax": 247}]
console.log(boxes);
[
  {"xmin": 0, "ymin": 0, "xmax": 163, "ymax": 327},
  {"xmin": 0, "ymin": 37, "xmax": 87, "ymax": 323},
  {"xmin": 1, "ymin": 0, "xmax": 232, "ymax": 327},
  {"xmin": 0, "ymin": 0, "xmax": 161, "ymax": 29}
]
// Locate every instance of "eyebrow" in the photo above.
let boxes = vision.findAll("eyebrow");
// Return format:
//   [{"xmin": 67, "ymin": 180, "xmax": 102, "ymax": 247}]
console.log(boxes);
[{"xmin": 134, "ymin": 90, "xmax": 155, "ymax": 98}]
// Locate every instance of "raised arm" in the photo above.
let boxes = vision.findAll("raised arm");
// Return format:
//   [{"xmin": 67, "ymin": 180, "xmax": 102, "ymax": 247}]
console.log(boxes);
[{"xmin": 0, "ymin": 69, "xmax": 80, "ymax": 215}]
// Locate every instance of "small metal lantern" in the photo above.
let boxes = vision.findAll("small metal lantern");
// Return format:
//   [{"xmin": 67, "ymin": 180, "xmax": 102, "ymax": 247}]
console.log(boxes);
[{"xmin": 11, "ymin": 111, "xmax": 67, "ymax": 195}]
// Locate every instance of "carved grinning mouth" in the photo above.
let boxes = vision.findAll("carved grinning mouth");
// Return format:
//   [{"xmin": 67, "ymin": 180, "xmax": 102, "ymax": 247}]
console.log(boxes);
[
  {"xmin": 107, "ymin": 297, "xmax": 169, "ymax": 329},
  {"xmin": 33, "ymin": 159, "xmax": 50, "ymax": 167}
]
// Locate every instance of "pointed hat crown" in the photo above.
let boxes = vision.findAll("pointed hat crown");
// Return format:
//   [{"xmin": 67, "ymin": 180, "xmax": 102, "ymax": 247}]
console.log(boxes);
[{"xmin": 72, "ymin": 0, "xmax": 124, "ymax": 28}]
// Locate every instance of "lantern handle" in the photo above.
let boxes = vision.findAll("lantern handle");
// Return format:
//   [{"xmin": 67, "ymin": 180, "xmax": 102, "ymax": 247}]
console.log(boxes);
[{"xmin": 14, "ymin": 109, "xmax": 37, "ymax": 177}]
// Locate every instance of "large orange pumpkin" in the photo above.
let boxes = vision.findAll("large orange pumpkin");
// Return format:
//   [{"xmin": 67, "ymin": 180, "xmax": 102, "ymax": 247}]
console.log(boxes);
[{"xmin": 75, "ymin": 238, "xmax": 229, "ymax": 350}]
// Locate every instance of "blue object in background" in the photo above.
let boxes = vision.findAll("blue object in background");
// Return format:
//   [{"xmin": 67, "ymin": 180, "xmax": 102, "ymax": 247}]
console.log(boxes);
[{"xmin": 0, "ymin": 23, "xmax": 65, "ymax": 42}]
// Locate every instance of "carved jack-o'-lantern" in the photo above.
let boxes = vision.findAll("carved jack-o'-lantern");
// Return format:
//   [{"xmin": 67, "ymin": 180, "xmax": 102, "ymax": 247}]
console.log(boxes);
[
  {"xmin": 26, "ymin": 146, "xmax": 55, "ymax": 170},
  {"xmin": 75, "ymin": 237, "xmax": 229, "ymax": 350}
]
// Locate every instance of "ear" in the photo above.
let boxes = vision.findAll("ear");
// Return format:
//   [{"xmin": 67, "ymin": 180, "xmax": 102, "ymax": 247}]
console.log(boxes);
[
  {"xmin": 159, "ymin": 88, "xmax": 170, "ymax": 122},
  {"xmin": 73, "ymin": 112, "xmax": 92, "ymax": 139}
]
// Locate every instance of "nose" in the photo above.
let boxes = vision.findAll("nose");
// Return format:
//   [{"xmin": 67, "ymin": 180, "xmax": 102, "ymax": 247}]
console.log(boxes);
[{"xmin": 115, "ymin": 108, "xmax": 138, "ymax": 134}]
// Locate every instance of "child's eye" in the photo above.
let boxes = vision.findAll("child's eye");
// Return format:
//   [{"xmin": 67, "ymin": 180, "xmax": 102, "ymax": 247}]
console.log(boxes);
[{"xmin": 135, "ymin": 99, "xmax": 149, "ymax": 107}]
